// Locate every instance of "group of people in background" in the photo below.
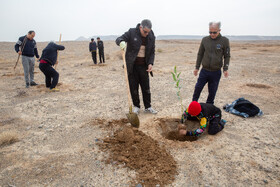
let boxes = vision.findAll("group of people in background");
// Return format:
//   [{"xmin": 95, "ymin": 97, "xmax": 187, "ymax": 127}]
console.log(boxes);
[
  {"xmin": 14, "ymin": 19, "xmax": 231, "ymax": 137},
  {"xmin": 14, "ymin": 33, "xmax": 105, "ymax": 91},
  {"xmin": 89, "ymin": 37, "xmax": 105, "ymax": 64}
]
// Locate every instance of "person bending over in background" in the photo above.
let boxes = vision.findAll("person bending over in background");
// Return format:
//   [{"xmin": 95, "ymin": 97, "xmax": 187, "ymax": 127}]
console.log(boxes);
[{"xmin": 39, "ymin": 42, "xmax": 65, "ymax": 92}]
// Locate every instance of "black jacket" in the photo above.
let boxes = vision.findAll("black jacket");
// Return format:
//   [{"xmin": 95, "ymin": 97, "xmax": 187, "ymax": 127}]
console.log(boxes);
[
  {"xmin": 186, "ymin": 103, "xmax": 221, "ymax": 121},
  {"xmin": 40, "ymin": 42, "xmax": 65, "ymax": 66},
  {"xmin": 89, "ymin": 41, "xmax": 97, "ymax": 52},
  {"xmin": 97, "ymin": 40, "xmax": 104, "ymax": 50},
  {"xmin": 116, "ymin": 24, "xmax": 155, "ymax": 73},
  {"xmin": 200, "ymin": 103, "xmax": 221, "ymax": 118},
  {"xmin": 15, "ymin": 35, "xmax": 39, "ymax": 58}
]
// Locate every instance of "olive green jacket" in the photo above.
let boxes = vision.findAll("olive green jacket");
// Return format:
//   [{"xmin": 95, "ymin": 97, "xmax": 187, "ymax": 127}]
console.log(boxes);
[{"xmin": 196, "ymin": 34, "xmax": 230, "ymax": 71}]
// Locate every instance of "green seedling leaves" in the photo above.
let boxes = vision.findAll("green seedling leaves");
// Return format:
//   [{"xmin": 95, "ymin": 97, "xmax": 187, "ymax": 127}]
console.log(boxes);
[
  {"xmin": 171, "ymin": 72, "xmax": 177, "ymax": 82},
  {"xmin": 171, "ymin": 66, "xmax": 184, "ymax": 113}
]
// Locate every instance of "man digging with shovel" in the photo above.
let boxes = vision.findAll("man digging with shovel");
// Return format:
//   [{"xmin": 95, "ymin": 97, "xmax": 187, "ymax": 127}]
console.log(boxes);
[{"xmin": 116, "ymin": 19, "xmax": 158, "ymax": 115}]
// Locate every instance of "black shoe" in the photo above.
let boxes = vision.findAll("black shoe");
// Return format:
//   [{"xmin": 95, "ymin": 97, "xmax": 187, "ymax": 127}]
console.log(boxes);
[
  {"xmin": 26, "ymin": 83, "xmax": 30, "ymax": 88},
  {"xmin": 30, "ymin": 81, "xmax": 38, "ymax": 86}
]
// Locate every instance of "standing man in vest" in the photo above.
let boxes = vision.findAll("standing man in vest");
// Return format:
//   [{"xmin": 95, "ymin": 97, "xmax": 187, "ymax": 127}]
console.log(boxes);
[
  {"xmin": 15, "ymin": 31, "xmax": 40, "ymax": 88},
  {"xmin": 192, "ymin": 22, "xmax": 230, "ymax": 104},
  {"xmin": 89, "ymin": 38, "xmax": 97, "ymax": 64},
  {"xmin": 97, "ymin": 37, "xmax": 105, "ymax": 64},
  {"xmin": 116, "ymin": 19, "xmax": 157, "ymax": 114}
]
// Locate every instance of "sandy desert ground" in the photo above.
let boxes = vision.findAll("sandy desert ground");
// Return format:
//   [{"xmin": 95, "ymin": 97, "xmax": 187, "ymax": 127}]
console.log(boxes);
[{"xmin": 0, "ymin": 39, "xmax": 280, "ymax": 186}]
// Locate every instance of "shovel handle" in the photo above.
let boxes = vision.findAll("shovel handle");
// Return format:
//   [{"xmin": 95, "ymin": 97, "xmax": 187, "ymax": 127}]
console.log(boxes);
[
  {"xmin": 54, "ymin": 34, "xmax": 62, "ymax": 70},
  {"xmin": 122, "ymin": 51, "xmax": 133, "ymax": 108},
  {"xmin": 14, "ymin": 54, "xmax": 21, "ymax": 69}
]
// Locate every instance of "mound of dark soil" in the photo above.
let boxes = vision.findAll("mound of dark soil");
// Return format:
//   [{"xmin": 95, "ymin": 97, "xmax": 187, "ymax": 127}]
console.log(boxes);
[{"xmin": 95, "ymin": 119, "xmax": 178, "ymax": 186}]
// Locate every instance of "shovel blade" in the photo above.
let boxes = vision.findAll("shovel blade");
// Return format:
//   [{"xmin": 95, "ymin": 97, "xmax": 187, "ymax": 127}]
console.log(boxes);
[{"xmin": 126, "ymin": 112, "xmax": 140, "ymax": 128}]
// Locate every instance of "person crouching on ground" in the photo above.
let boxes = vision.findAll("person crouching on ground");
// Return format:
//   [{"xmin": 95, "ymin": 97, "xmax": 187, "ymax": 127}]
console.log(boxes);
[
  {"xmin": 179, "ymin": 101, "xmax": 226, "ymax": 136},
  {"xmin": 39, "ymin": 42, "xmax": 65, "ymax": 92}
]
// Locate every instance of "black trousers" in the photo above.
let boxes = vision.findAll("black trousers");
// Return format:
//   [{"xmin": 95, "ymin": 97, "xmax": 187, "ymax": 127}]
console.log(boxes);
[
  {"xmin": 128, "ymin": 64, "xmax": 151, "ymax": 109},
  {"xmin": 39, "ymin": 63, "xmax": 59, "ymax": 89},
  {"xmin": 208, "ymin": 110, "xmax": 224, "ymax": 135},
  {"xmin": 91, "ymin": 51, "xmax": 97, "ymax": 64},
  {"xmin": 98, "ymin": 49, "xmax": 105, "ymax": 63},
  {"xmin": 192, "ymin": 69, "xmax": 222, "ymax": 104}
]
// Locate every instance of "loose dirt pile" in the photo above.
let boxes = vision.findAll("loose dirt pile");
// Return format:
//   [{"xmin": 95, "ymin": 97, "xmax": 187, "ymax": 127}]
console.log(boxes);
[{"xmin": 94, "ymin": 119, "xmax": 178, "ymax": 186}]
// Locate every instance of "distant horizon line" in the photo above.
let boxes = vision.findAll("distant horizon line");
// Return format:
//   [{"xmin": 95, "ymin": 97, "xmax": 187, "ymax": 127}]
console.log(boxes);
[{"xmin": 1, "ymin": 34, "xmax": 280, "ymax": 42}]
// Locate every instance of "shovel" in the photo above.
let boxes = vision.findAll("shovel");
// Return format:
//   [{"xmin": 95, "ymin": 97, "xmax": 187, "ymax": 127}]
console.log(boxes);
[
  {"xmin": 54, "ymin": 34, "xmax": 62, "ymax": 70},
  {"xmin": 122, "ymin": 50, "xmax": 140, "ymax": 128},
  {"xmin": 14, "ymin": 36, "xmax": 28, "ymax": 70}
]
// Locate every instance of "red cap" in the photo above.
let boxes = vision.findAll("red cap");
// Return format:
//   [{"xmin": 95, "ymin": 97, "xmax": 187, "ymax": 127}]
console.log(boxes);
[{"xmin": 188, "ymin": 101, "xmax": 201, "ymax": 116}]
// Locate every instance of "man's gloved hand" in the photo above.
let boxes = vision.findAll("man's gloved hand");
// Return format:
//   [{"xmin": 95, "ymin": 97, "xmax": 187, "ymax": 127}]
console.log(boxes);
[{"xmin": 120, "ymin": 41, "xmax": 126, "ymax": 50}]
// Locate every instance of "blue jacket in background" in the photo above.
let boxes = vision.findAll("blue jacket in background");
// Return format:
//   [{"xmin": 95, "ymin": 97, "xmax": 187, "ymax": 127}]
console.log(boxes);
[
  {"xmin": 40, "ymin": 42, "xmax": 65, "ymax": 66},
  {"xmin": 15, "ymin": 35, "xmax": 39, "ymax": 58},
  {"xmin": 89, "ymin": 41, "xmax": 97, "ymax": 52}
]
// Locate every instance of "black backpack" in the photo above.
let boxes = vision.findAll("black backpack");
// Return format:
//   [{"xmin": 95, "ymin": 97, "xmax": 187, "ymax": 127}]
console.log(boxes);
[{"xmin": 233, "ymin": 99, "xmax": 260, "ymax": 117}]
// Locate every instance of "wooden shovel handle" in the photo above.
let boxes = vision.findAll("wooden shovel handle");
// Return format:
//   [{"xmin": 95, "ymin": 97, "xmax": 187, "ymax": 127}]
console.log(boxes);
[
  {"xmin": 122, "ymin": 51, "xmax": 133, "ymax": 108},
  {"xmin": 14, "ymin": 54, "xmax": 20, "ymax": 69},
  {"xmin": 54, "ymin": 34, "xmax": 62, "ymax": 69}
]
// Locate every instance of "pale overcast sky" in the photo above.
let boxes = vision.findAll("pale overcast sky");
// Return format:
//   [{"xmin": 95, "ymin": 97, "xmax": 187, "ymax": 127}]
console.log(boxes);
[{"xmin": 0, "ymin": 0, "xmax": 279, "ymax": 41}]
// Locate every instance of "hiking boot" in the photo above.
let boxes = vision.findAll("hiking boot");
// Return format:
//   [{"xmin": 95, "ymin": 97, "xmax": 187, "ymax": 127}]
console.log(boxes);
[
  {"xmin": 145, "ymin": 107, "xmax": 158, "ymax": 114},
  {"xmin": 26, "ymin": 83, "xmax": 30, "ymax": 88},
  {"xmin": 132, "ymin": 106, "xmax": 140, "ymax": 114},
  {"xmin": 30, "ymin": 81, "xmax": 38, "ymax": 86},
  {"xmin": 50, "ymin": 88, "xmax": 60, "ymax": 92}
]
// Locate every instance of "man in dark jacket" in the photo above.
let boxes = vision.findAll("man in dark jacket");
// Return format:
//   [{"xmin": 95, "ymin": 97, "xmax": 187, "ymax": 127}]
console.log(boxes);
[
  {"xmin": 89, "ymin": 38, "xmax": 97, "ymax": 64},
  {"xmin": 116, "ymin": 19, "xmax": 157, "ymax": 114},
  {"xmin": 15, "ymin": 31, "xmax": 40, "ymax": 88},
  {"xmin": 179, "ymin": 101, "xmax": 226, "ymax": 137},
  {"xmin": 39, "ymin": 42, "xmax": 65, "ymax": 92},
  {"xmin": 192, "ymin": 22, "xmax": 230, "ymax": 104},
  {"xmin": 97, "ymin": 37, "xmax": 105, "ymax": 63}
]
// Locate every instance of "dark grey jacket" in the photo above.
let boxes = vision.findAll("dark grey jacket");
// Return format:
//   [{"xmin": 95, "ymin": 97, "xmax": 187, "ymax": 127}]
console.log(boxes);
[
  {"xmin": 40, "ymin": 42, "xmax": 65, "ymax": 66},
  {"xmin": 196, "ymin": 34, "xmax": 230, "ymax": 71},
  {"xmin": 116, "ymin": 24, "xmax": 155, "ymax": 74}
]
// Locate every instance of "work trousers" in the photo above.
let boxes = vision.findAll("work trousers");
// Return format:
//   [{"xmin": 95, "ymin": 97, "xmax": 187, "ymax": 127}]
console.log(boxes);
[
  {"xmin": 192, "ymin": 69, "xmax": 222, "ymax": 104},
  {"xmin": 22, "ymin": 55, "xmax": 35, "ymax": 84},
  {"xmin": 128, "ymin": 64, "xmax": 151, "ymax": 109},
  {"xmin": 39, "ymin": 63, "xmax": 59, "ymax": 89},
  {"xmin": 91, "ymin": 51, "xmax": 97, "ymax": 64},
  {"xmin": 98, "ymin": 49, "xmax": 105, "ymax": 63}
]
